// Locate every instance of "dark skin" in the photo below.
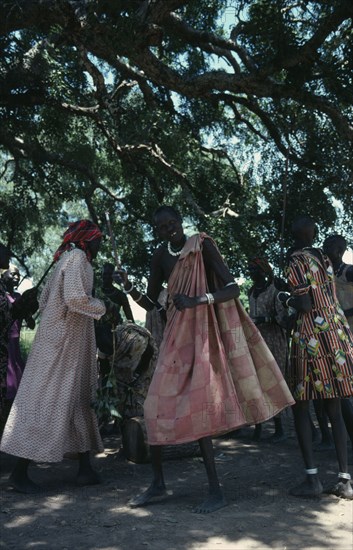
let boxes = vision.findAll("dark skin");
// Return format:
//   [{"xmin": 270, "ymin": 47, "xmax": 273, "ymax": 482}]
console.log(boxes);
[
  {"xmin": 323, "ymin": 237, "xmax": 353, "ymax": 452},
  {"xmin": 248, "ymin": 264, "xmax": 285, "ymax": 442},
  {"xmin": 119, "ymin": 210, "xmax": 240, "ymax": 513},
  {"xmin": 9, "ymin": 236, "xmax": 103, "ymax": 494},
  {"xmin": 287, "ymin": 221, "xmax": 352, "ymax": 499},
  {"xmin": 102, "ymin": 263, "xmax": 134, "ymax": 322}
]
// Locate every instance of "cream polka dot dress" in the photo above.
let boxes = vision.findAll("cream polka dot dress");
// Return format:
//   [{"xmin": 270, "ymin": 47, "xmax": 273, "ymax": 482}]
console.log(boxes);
[{"xmin": 1, "ymin": 248, "xmax": 106, "ymax": 462}]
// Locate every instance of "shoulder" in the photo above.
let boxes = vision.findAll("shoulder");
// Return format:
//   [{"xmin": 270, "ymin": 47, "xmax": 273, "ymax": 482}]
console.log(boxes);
[
  {"xmin": 153, "ymin": 243, "xmax": 167, "ymax": 259},
  {"xmin": 61, "ymin": 248, "xmax": 89, "ymax": 271}
]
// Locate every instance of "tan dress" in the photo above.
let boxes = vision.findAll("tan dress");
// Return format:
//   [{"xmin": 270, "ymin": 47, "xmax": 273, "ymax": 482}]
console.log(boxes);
[
  {"xmin": 0, "ymin": 248, "xmax": 106, "ymax": 462},
  {"xmin": 335, "ymin": 264, "xmax": 353, "ymax": 332}
]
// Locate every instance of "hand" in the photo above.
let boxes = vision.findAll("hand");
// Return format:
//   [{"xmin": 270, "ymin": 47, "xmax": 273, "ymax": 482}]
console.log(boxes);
[
  {"xmin": 113, "ymin": 269, "xmax": 128, "ymax": 286},
  {"xmin": 13, "ymin": 288, "xmax": 39, "ymax": 318},
  {"xmin": 277, "ymin": 291, "xmax": 290, "ymax": 304},
  {"xmin": 173, "ymin": 293, "xmax": 197, "ymax": 311},
  {"xmin": 25, "ymin": 316, "xmax": 36, "ymax": 330}
]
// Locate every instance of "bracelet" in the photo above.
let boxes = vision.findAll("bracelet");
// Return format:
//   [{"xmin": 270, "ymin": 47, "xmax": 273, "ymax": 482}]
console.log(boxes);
[
  {"xmin": 305, "ymin": 468, "xmax": 318, "ymax": 475},
  {"xmin": 285, "ymin": 297, "xmax": 292, "ymax": 308},
  {"xmin": 338, "ymin": 472, "xmax": 351, "ymax": 480},
  {"xmin": 205, "ymin": 293, "xmax": 215, "ymax": 305},
  {"xmin": 123, "ymin": 282, "xmax": 134, "ymax": 294},
  {"xmin": 134, "ymin": 292, "xmax": 143, "ymax": 303}
]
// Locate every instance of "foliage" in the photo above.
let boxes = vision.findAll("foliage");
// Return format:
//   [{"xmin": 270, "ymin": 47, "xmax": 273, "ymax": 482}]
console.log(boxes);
[{"xmin": 0, "ymin": 1, "xmax": 352, "ymax": 279}]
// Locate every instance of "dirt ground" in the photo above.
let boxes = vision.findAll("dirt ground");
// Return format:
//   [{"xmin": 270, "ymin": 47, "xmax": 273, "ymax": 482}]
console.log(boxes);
[{"xmin": 1, "ymin": 414, "xmax": 353, "ymax": 550}]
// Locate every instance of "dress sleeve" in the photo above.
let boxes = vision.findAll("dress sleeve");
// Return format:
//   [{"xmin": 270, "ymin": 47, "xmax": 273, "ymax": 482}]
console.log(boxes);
[
  {"xmin": 288, "ymin": 254, "xmax": 311, "ymax": 296},
  {"xmin": 63, "ymin": 252, "xmax": 106, "ymax": 319}
]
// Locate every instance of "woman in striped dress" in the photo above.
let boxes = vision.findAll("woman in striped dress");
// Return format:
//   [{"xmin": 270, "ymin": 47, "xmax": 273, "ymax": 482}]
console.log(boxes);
[{"xmin": 282, "ymin": 216, "xmax": 353, "ymax": 499}]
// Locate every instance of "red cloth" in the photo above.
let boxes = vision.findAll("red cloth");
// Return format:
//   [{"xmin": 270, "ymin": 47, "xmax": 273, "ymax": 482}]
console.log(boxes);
[
  {"xmin": 54, "ymin": 220, "xmax": 102, "ymax": 263},
  {"xmin": 144, "ymin": 234, "xmax": 294, "ymax": 445}
]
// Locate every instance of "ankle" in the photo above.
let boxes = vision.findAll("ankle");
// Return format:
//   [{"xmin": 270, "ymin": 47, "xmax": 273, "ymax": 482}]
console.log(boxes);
[
  {"xmin": 338, "ymin": 472, "xmax": 351, "ymax": 484},
  {"xmin": 305, "ymin": 468, "xmax": 318, "ymax": 476}
]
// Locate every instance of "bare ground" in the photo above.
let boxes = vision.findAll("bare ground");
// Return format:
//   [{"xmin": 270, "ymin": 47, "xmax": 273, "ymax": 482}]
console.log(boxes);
[{"xmin": 1, "ymin": 415, "xmax": 353, "ymax": 550}]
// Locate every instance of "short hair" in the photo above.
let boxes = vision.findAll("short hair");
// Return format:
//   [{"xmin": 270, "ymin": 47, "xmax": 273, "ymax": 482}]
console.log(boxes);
[
  {"xmin": 291, "ymin": 215, "xmax": 316, "ymax": 238},
  {"xmin": 323, "ymin": 234, "xmax": 347, "ymax": 252},
  {"xmin": 153, "ymin": 205, "xmax": 182, "ymax": 224}
]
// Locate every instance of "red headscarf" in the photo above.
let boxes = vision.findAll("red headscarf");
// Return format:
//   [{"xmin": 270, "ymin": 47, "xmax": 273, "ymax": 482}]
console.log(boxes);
[{"xmin": 54, "ymin": 220, "xmax": 102, "ymax": 263}]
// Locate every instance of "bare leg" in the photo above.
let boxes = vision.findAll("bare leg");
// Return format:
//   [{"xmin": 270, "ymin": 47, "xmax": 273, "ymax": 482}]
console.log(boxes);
[
  {"xmin": 290, "ymin": 401, "xmax": 323, "ymax": 497},
  {"xmin": 76, "ymin": 451, "xmax": 101, "ymax": 486},
  {"xmin": 323, "ymin": 398, "xmax": 352, "ymax": 499},
  {"xmin": 269, "ymin": 415, "xmax": 287, "ymax": 443},
  {"xmin": 313, "ymin": 399, "xmax": 334, "ymax": 450},
  {"xmin": 193, "ymin": 437, "xmax": 227, "ymax": 514},
  {"xmin": 9, "ymin": 458, "xmax": 41, "ymax": 494},
  {"xmin": 340, "ymin": 398, "xmax": 353, "ymax": 450},
  {"xmin": 252, "ymin": 423, "xmax": 262, "ymax": 441},
  {"xmin": 129, "ymin": 445, "xmax": 167, "ymax": 507}
]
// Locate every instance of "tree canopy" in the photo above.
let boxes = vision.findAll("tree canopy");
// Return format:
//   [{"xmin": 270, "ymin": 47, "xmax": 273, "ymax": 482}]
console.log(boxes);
[{"xmin": 1, "ymin": 0, "xmax": 352, "ymax": 280}]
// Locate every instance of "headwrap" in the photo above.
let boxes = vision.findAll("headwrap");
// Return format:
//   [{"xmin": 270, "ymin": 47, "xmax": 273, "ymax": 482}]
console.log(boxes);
[
  {"xmin": 248, "ymin": 256, "xmax": 273, "ymax": 277},
  {"xmin": 54, "ymin": 220, "xmax": 102, "ymax": 263}
]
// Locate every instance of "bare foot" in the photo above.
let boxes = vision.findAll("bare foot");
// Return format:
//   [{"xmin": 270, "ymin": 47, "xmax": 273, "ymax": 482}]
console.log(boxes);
[
  {"xmin": 9, "ymin": 473, "xmax": 42, "ymax": 494},
  {"xmin": 325, "ymin": 481, "xmax": 353, "ymax": 500},
  {"xmin": 193, "ymin": 490, "xmax": 227, "ymax": 514},
  {"xmin": 129, "ymin": 484, "xmax": 168, "ymax": 508},
  {"xmin": 76, "ymin": 469, "xmax": 101, "ymax": 487},
  {"xmin": 290, "ymin": 475, "xmax": 323, "ymax": 498}
]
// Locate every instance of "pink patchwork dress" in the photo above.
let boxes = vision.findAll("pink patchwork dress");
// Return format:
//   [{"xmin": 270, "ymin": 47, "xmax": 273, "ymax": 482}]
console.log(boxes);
[{"xmin": 144, "ymin": 234, "xmax": 294, "ymax": 445}]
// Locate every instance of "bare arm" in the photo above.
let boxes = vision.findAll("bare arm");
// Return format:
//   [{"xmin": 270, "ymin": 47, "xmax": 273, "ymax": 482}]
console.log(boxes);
[
  {"xmin": 118, "ymin": 247, "xmax": 165, "ymax": 312},
  {"xmin": 173, "ymin": 237, "xmax": 239, "ymax": 311}
]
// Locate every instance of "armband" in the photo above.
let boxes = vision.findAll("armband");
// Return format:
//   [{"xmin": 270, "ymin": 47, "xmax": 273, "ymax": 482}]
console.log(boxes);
[{"xmin": 123, "ymin": 282, "xmax": 134, "ymax": 294}]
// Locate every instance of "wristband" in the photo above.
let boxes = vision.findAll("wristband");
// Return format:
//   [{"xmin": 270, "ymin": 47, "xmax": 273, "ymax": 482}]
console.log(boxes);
[
  {"xmin": 123, "ymin": 282, "xmax": 134, "ymax": 294},
  {"xmin": 205, "ymin": 293, "xmax": 215, "ymax": 305}
]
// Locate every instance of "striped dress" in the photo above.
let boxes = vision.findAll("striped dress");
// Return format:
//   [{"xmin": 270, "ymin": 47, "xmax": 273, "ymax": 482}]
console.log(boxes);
[{"xmin": 287, "ymin": 248, "xmax": 353, "ymax": 400}]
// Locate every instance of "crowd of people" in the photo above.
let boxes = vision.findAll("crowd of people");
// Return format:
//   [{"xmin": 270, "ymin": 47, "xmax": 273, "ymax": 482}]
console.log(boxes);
[{"xmin": 0, "ymin": 210, "xmax": 352, "ymax": 511}]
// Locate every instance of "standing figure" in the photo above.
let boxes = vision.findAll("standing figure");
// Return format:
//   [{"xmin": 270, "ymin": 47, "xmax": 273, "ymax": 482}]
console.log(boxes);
[
  {"xmin": 0, "ymin": 246, "xmax": 37, "ymax": 427},
  {"xmin": 280, "ymin": 216, "xmax": 353, "ymax": 499},
  {"xmin": 96, "ymin": 262, "xmax": 135, "ymax": 390},
  {"xmin": 0, "ymin": 244, "xmax": 13, "ymax": 419},
  {"xmin": 323, "ymin": 234, "xmax": 353, "ymax": 453},
  {"xmin": 119, "ymin": 206, "xmax": 294, "ymax": 513},
  {"xmin": 0, "ymin": 220, "xmax": 106, "ymax": 493},
  {"xmin": 1, "ymin": 265, "xmax": 25, "ymax": 402},
  {"xmin": 323, "ymin": 235, "xmax": 353, "ymax": 332},
  {"xmin": 248, "ymin": 257, "xmax": 288, "ymax": 442}
]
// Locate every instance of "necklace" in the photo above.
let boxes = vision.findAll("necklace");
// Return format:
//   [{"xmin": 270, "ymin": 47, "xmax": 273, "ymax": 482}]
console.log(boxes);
[{"xmin": 167, "ymin": 241, "xmax": 184, "ymax": 256}]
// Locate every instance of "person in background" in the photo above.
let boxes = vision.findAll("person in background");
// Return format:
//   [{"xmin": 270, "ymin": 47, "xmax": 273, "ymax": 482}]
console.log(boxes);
[
  {"xmin": 0, "ymin": 246, "xmax": 38, "ymax": 427},
  {"xmin": 0, "ymin": 220, "xmax": 106, "ymax": 493},
  {"xmin": 95, "ymin": 262, "xmax": 135, "ymax": 390},
  {"xmin": 248, "ymin": 257, "xmax": 288, "ymax": 442},
  {"xmin": 323, "ymin": 235, "xmax": 353, "ymax": 455},
  {"xmin": 1, "ymin": 265, "xmax": 26, "ymax": 403},
  {"xmin": 323, "ymin": 235, "xmax": 353, "ymax": 331},
  {"xmin": 279, "ymin": 216, "xmax": 353, "ymax": 499}
]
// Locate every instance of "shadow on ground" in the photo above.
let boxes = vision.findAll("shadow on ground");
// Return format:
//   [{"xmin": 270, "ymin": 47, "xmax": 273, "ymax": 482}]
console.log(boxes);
[{"xmin": 1, "ymin": 415, "xmax": 353, "ymax": 550}]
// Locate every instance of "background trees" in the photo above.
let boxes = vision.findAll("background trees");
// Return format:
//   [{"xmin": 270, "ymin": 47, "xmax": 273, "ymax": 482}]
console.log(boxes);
[{"xmin": 1, "ymin": 0, "xmax": 352, "ymax": 280}]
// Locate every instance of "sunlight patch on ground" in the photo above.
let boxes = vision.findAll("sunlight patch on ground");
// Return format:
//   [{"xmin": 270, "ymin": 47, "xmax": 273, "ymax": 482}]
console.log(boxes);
[
  {"xmin": 190, "ymin": 535, "xmax": 273, "ymax": 549},
  {"xmin": 4, "ymin": 515, "xmax": 33, "ymax": 528}
]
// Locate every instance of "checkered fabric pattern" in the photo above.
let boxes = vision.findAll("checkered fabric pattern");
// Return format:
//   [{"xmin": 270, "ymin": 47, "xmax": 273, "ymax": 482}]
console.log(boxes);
[{"xmin": 144, "ymin": 234, "xmax": 294, "ymax": 445}]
